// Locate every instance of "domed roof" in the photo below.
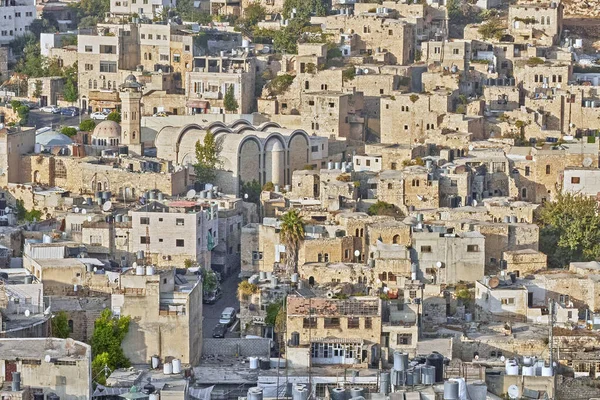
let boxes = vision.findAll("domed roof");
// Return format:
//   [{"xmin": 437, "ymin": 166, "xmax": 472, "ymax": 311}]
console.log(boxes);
[
  {"xmin": 93, "ymin": 120, "xmax": 121, "ymax": 139},
  {"xmin": 125, "ymin": 74, "xmax": 137, "ymax": 83},
  {"xmin": 36, "ymin": 130, "xmax": 73, "ymax": 147}
]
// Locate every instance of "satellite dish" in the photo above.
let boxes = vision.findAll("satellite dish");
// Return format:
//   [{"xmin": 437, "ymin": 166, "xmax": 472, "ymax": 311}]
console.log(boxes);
[
  {"xmin": 74, "ymin": 207, "xmax": 79, "ymax": 213},
  {"xmin": 44, "ymin": 354, "xmax": 52, "ymax": 363},
  {"xmin": 417, "ymin": 195, "xmax": 424, "ymax": 201},
  {"xmin": 583, "ymin": 157, "xmax": 593, "ymax": 167},
  {"xmin": 436, "ymin": 261, "xmax": 443, "ymax": 268},
  {"xmin": 468, "ymin": 144, "xmax": 474, "ymax": 151},
  {"xmin": 87, "ymin": 216, "xmax": 92, "ymax": 222},
  {"xmin": 81, "ymin": 209, "xmax": 87, "ymax": 214},
  {"xmin": 4, "ymin": 207, "xmax": 9, "ymax": 213},
  {"xmin": 102, "ymin": 201, "xmax": 112, "ymax": 212},
  {"xmin": 489, "ymin": 276, "xmax": 500, "ymax": 289},
  {"xmin": 474, "ymin": 354, "xmax": 479, "ymax": 360},
  {"xmin": 24, "ymin": 309, "xmax": 30, "ymax": 317},
  {"xmin": 186, "ymin": 189, "xmax": 197, "ymax": 199},
  {"xmin": 354, "ymin": 250, "xmax": 360, "ymax": 257},
  {"xmin": 508, "ymin": 385, "xmax": 520, "ymax": 399},
  {"xmin": 500, "ymin": 355, "xmax": 506, "ymax": 362}
]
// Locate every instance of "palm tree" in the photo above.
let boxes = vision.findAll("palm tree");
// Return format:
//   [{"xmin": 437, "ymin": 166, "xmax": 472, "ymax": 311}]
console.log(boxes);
[{"xmin": 279, "ymin": 209, "xmax": 305, "ymax": 275}]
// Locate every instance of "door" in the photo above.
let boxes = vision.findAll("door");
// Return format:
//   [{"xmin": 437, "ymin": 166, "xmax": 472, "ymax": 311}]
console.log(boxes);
[
  {"xmin": 528, "ymin": 292, "xmax": 534, "ymax": 307},
  {"xmin": 5, "ymin": 361, "xmax": 16, "ymax": 381}
]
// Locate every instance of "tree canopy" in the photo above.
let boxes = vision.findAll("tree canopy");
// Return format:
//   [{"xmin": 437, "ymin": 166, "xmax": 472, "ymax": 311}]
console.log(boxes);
[
  {"xmin": 223, "ymin": 85, "xmax": 239, "ymax": 113},
  {"xmin": 279, "ymin": 209, "xmax": 305, "ymax": 275},
  {"xmin": 537, "ymin": 192, "xmax": 600, "ymax": 268},
  {"xmin": 107, "ymin": 112, "xmax": 121, "ymax": 123},
  {"xmin": 202, "ymin": 268, "xmax": 218, "ymax": 293},
  {"xmin": 79, "ymin": 119, "xmax": 96, "ymax": 132},
  {"xmin": 193, "ymin": 131, "xmax": 223, "ymax": 184},
  {"xmin": 51, "ymin": 311, "xmax": 71, "ymax": 338},
  {"xmin": 91, "ymin": 309, "xmax": 130, "ymax": 385},
  {"xmin": 367, "ymin": 200, "xmax": 404, "ymax": 217}
]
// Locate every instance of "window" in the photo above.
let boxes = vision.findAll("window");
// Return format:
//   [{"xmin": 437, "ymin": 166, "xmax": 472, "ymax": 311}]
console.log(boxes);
[
  {"xmin": 252, "ymin": 251, "xmax": 263, "ymax": 260},
  {"xmin": 140, "ymin": 217, "xmax": 150, "ymax": 225},
  {"xmin": 85, "ymin": 63, "xmax": 93, "ymax": 71},
  {"xmin": 25, "ymin": 11, "xmax": 32, "ymax": 16},
  {"xmin": 364, "ymin": 317, "xmax": 372, "ymax": 329},
  {"xmin": 160, "ymin": 54, "xmax": 169, "ymax": 61},
  {"xmin": 571, "ymin": 177, "xmax": 581, "ymax": 184},
  {"xmin": 68, "ymin": 319, "xmax": 74, "ymax": 332},
  {"xmin": 140, "ymin": 236, "xmax": 150, "ymax": 244},
  {"xmin": 450, "ymin": 180, "xmax": 457, "ymax": 187},
  {"xmin": 347, "ymin": 317, "xmax": 360, "ymax": 329},
  {"xmin": 521, "ymin": 188, "xmax": 527, "ymax": 198},
  {"xmin": 324, "ymin": 318, "xmax": 340, "ymax": 328},
  {"xmin": 412, "ymin": 179, "xmax": 419, "ymax": 187},
  {"xmin": 568, "ymin": 311, "xmax": 572, "ymax": 319},
  {"xmin": 397, "ymin": 334, "xmax": 412, "ymax": 345},
  {"xmin": 388, "ymin": 29, "xmax": 393, "ymax": 35},
  {"xmin": 99, "ymin": 61, "xmax": 117, "ymax": 73},
  {"xmin": 329, "ymin": 102, "xmax": 335, "ymax": 108},
  {"xmin": 176, "ymin": 239, "xmax": 185, "ymax": 247},
  {"xmin": 434, "ymin": 47, "xmax": 441, "ymax": 54},
  {"xmin": 525, "ymin": 166, "xmax": 530, "ymax": 176},
  {"xmin": 366, "ymin": 160, "xmax": 371, "ymax": 166},
  {"xmin": 303, "ymin": 317, "xmax": 317, "ymax": 328},
  {"xmin": 85, "ymin": 45, "xmax": 93, "ymax": 52},
  {"xmin": 176, "ymin": 218, "xmax": 185, "ymax": 226},
  {"xmin": 501, "ymin": 298, "xmax": 515, "ymax": 305},
  {"xmin": 420, "ymin": 246, "xmax": 432, "ymax": 253},
  {"xmin": 546, "ymin": 165, "xmax": 551, "ymax": 174},
  {"xmin": 15, "ymin": 12, "xmax": 20, "ymax": 17},
  {"xmin": 185, "ymin": 45, "xmax": 190, "ymax": 51},
  {"xmin": 453, "ymin": 48, "xmax": 460, "ymax": 55},
  {"xmin": 388, "ymin": 183, "xmax": 393, "ymax": 189},
  {"xmin": 148, "ymin": 34, "xmax": 153, "ymax": 39},
  {"xmin": 467, "ymin": 245, "xmax": 479, "ymax": 252},
  {"xmin": 174, "ymin": 54, "xmax": 181, "ymax": 63}
]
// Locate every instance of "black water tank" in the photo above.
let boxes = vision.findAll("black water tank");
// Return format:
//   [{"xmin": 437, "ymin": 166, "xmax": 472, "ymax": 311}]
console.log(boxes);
[
  {"xmin": 47, "ymin": 394, "xmax": 60, "ymax": 400},
  {"xmin": 143, "ymin": 382, "xmax": 156, "ymax": 394},
  {"xmin": 426, "ymin": 352, "xmax": 444, "ymax": 383},
  {"xmin": 33, "ymin": 394, "xmax": 44, "ymax": 400},
  {"xmin": 259, "ymin": 358, "xmax": 271, "ymax": 370}
]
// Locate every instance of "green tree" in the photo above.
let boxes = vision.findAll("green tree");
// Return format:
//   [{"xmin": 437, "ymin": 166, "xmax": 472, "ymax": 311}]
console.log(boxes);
[
  {"xmin": 28, "ymin": 12, "xmax": 59, "ymax": 39},
  {"xmin": 202, "ymin": 268, "xmax": 218, "ymax": 293},
  {"xmin": 15, "ymin": 200, "xmax": 42, "ymax": 222},
  {"xmin": 196, "ymin": 12, "xmax": 213, "ymax": 25},
  {"xmin": 107, "ymin": 111, "xmax": 121, "ymax": 123},
  {"xmin": 61, "ymin": 127, "xmax": 78, "ymax": 137},
  {"xmin": 537, "ymin": 192, "xmax": 600, "ymax": 268},
  {"xmin": 16, "ymin": 105, "xmax": 29, "ymax": 126},
  {"xmin": 265, "ymin": 302, "xmax": 282, "ymax": 326},
  {"xmin": 237, "ymin": 3, "xmax": 266, "ymax": 35},
  {"xmin": 367, "ymin": 200, "xmax": 404, "ymax": 217},
  {"xmin": 63, "ymin": 78, "xmax": 78, "ymax": 104},
  {"xmin": 223, "ymin": 85, "xmax": 238, "ymax": 113},
  {"xmin": 69, "ymin": 0, "xmax": 109, "ymax": 28},
  {"xmin": 91, "ymin": 309, "xmax": 131, "ymax": 385},
  {"xmin": 33, "ymin": 80, "xmax": 43, "ymax": 98},
  {"xmin": 240, "ymin": 179, "xmax": 261, "ymax": 204},
  {"xmin": 193, "ymin": 131, "xmax": 223, "ymax": 184},
  {"xmin": 477, "ymin": 19, "xmax": 505, "ymax": 41},
  {"xmin": 279, "ymin": 209, "xmax": 305, "ymax": 275},
  {"xmin": 79, "ymin": 119, "xmax": 96, "ymax": 132},
  {"xmin": 52, "ymin": 311, "xmax": 71, "ymax": 338}
]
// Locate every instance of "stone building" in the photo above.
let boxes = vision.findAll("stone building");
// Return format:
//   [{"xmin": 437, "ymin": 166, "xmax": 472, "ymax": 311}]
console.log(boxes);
[
  {"xmin": 507, "ymin": 1, "xmax": 563, "ymax": 46},
  {"xmin": 503, "ymin": 249, "xmax": 547, "ymax": 276},
  {"xmin": 112, "ymin": 268, "xmax": 202, "ymax": 365},
  {"xmin": 155, "ymin": 121, "xmax": 321, "ymax": 195},
  {"xmin": 129, "ymin": 201, "xmax": 218, "ymax": 268},
  {"xmin": 0, "ymin": 338, "xmax": 92, "ymax": 399},
  {"xmin": 286, "ymin": 295, "xmax": 382, "ymax": 368}
]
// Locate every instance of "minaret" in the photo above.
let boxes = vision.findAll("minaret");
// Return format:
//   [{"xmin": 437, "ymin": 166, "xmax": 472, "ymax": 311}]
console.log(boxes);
[{"xmin": 119, "ymin": 74, "xmax": 143, "ymax": 155}]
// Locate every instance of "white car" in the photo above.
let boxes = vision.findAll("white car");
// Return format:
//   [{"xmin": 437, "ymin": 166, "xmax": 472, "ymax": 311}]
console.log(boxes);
[
  {"xmin": 91, "ymin": 111, "xmax": 108, "ymax": 120},
  {"xmin": 41, "ymin": 105, "xmax": 60, "ymax": 114}
]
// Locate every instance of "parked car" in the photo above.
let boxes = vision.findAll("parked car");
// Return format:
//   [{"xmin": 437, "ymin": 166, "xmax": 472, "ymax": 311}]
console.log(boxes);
[
  {"xmin": 91, "ymin": 111, "xmax": 108, "ymax": 120},
  {"xmin": 219, "ymin": 307, "xmax": 236, "ymax": 327},
  {"xmin": 212, "ymin": 323, "xmax": 227, "ymax": 338},
  {"xmin": 41, "ymin": 105, "xmax": 60, "ymax": 114},
  {"xmin": 153, "ymin": 111, "xmax": 168, "ymax": 117},
  {"xmin": 60, "ymin": 107, "xmax": 79, "ymax": 117},
  {"xmin": 203, "ymin": 287, "xmax": 223, "ymax": 304}
]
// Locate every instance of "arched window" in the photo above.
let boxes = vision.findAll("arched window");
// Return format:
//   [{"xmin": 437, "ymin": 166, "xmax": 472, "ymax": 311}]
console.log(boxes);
[
  {"xmin": 355, "ymin": 228, "xmax": 359, "ymax": 237},
  {"xmin": 318, "ymin": 253, "xmax": 323, "ymax": 262},
  {"xmin": 68, "ymin": 319, "xmax": 74, "ymax": 333},
  {"xmin": 360, "ymin": 228, "xmax": 364, "ymax": 237},
  {"xmin": 88, "ymin": 79, "xmax": 92, "ymax": 89},
  {"xmin": 144, "ymin": 53, "xmax": 147, "ymax": 60},
  {"xmin": 107, "ymin": 81, "xmax": 112, "ymax": 89},
  {"xmin": 132, "ymin": 131, "xmax": 136, "ymax": 140},
  {"xmin": 380, "ymin": 272, "xmax": 388, "ymax": 281},
  {"xmin": 97, "ymin": 182, "xmax": 102, "ymax": 191},
  {"xmin": 521, "ymin": 187, "xmax": 527, "ymax": 199},
  {"xmin": 388, "ymin": 272, "xmax": 396, "ymax": 282},
  {"xmin": 308, "ymin": 276, "xmax": 315, "ymax": 286},
  {"xmin": 392, "ymin": 234, "xmax": 400, "ymax": 244},
  {"xmin": 93, "ymin": 80, "xmax": 97, "ymax": 89},
  {"xmin": 55, "ymin": 160, "xmax": 67, "ymax": 179}
]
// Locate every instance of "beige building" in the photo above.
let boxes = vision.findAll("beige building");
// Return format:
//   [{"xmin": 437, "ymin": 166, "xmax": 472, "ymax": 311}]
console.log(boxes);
[
  {"xmin": 0, "ymin": 338, "xmax": 92, "ymax": 399},
  {"xmin": 113, "ymin": 268, "xmax": 203, "ymax": 365},
  {"xmin": 508, "ymin": 1, "xmax": 563, "ymax": 46}
]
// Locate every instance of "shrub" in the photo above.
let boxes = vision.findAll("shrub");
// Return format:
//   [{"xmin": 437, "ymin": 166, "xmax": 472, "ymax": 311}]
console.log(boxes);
[
  {"xmin": 60, "ymin": 126, "xmax": 77, "ymax": 137},
  {"xmin": 262, "ymin": 181, "xmax": 274, "ymax": 191},
  {"xmin": 79, "ymin": 119, "xmax": 96, "ymax": 132}
]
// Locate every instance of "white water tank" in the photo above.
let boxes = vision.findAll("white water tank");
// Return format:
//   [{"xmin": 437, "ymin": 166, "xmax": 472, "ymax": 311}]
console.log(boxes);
[
  {"xmin": 522, "ymin": 366, "xmax": 535, "ymax": 376},
  {"xmin": 43, "ymin": 234, "xmax": 53, "ymax": 244},
  {"xmin": 151, "ymin": 355, "xmax": 160, "ymax": 369},
  {"xmin": 542, "ymin": 366, "xmax": 553, "ymax": 376},
  {"xmin": 249, "ymin": 357, "xmax": 259, "ymax": 369},
  {"xmin": 523, "ymin": 356, "xmax": 533, "ymax": 366},
  {"xmin": 149, "ymin": 394, "xmax": 160, "ymax": 400},
  {"xmin": 163, "ymin": 362, "xmax": 172, "ymax": 375},
  {"xmin": 575, "ymin": 38, "xmax": 583, "ymax": 48},
  {"xmin": 146, "ymin": 265, "xmax": 155, "ymax": 276},
  {"xmin": 505, "ymin": 361, "xmax": 519, "ymax": 376},
  {"xmin": 136, "ymin": 265, "xmax": 145, "ymax": 276},
  {"xmin": 172, "ymin": 358, "xmax": 181, "ymax": 374}
]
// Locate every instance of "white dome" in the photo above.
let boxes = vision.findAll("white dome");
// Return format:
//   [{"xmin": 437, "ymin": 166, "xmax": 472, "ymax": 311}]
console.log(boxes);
[{"xmin": 36, "ymin": 130, "xmax": 73, "ymax": 147}]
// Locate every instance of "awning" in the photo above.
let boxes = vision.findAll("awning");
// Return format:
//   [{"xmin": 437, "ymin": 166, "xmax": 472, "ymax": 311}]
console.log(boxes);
[{"xmin": 186, "ymin": 100, "xmax": 209, "ymax": 108}]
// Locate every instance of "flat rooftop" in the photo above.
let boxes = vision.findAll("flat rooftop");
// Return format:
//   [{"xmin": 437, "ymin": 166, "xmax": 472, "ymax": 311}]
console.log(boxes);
[{"xmin": 0, "ymin": 338, "xmax": 89, "ymax": 360}]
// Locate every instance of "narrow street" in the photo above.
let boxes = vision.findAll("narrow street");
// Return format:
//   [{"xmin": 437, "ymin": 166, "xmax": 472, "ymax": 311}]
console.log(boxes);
[{"xmin": 202, "ymin": 273, "xmax": 241, "ymax": 338}]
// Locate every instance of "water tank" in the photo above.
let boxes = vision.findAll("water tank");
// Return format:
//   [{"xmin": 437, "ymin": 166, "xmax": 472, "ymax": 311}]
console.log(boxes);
[
  {"xmin": 123, "ymin": 215, "xmax": 130, "ymax": 223},
  {"xmin": 331, "ymin": 387, "xmax": 346, "ymax": 400},
  {"xmin": 523, "ymin": 356, "xmax": 534, "ymax": 366},
  {"xmin": 522, "ymin": 366, "xmax": 535, "ymax": 376},
  {"xmin": 274, "ymin": 185, "xmax": 280, "ymax": 193},
  {"xmin": 292, "ymin": 384, "xmax": 310, "ymax": 400},
  {"xmin": 115, "ymin": 214, "xmax": 123, "ymax": 223},
  {"xmin": 426, "ymin": 352, "xmax": 444, "ymax": 382},
  {"xmin": 586, "ymin": 100, "xmax": 591, "ymax": 108},
  {"xmin": 379, "ymin": 372, "xmax": 390, "ymax": 394},
  {"xmin": 291, "ymin": 273, "xmax": 299, "ymax": 283},
  {"xmin": 405, "ymin": 369, "xmax": 416, "ymax": 385},
  {"xmin": 207, "ymin": 191, "xmax": 213, "ymax": 199},
  {"xmin": 535, "ymin": 359, "xmax": 544, "ymax": 375},
  {"xmin": 391, "ymin": 369, "xmax": 405, "ymax": 386},
  {"xmin": 43, "ymin": 234, "xmax": 53, "ymax": 244},
  {"xmin": 393, "ymin": 351, "xmax": 409, "ymax": 371},
  {"xmin": 137, "ymin": 250, "xmax": 145, "ymax": 260},
  {"xmin": 33, "ymin": 394, "xmax": 44, "ymax": 400},
  {"xmin": 410, "ymin": 367, "xmax": 422, "ymax": 385},
  {"xmin": 271, "ymin": 276, "xmax": 278, "ymax": 288},
  {"xmin": 86, "ymin": 197, "xmax": 93, "ymax": 206},
  {"xmin": 136, "ymin": 265, "xmax": 145, "ymax": 276},
  {"xmin": 349, "ymin": 387, "xmax": 364, "ymax": 398},
  {"xmin": 24, "ymin": 275, "xmax": 33, "ymax": 284},
  {"xmin": 147, "ymin": 190, "xmax": 155, "ymax": 200},
  {"xmin": 249, "ymin": 357, "xmax": 259, "ymax": 369},
  {"xmin": 444, "ymin": 381, "xmax": 459, "ymax": 400},
  {"xmin": 505, "ymin": 361, "xmax": 519, "ymax": 376},
  {"xmin": 102, "ymin": 191, "xmax": 111, "ymax": 200},
  {"xmin": 242, "ymin": 39, "xmax": 250, "ymax": 48},
  {"xmin": 328, "ymin": 162, "xmax": 334, "ymax": 170},
  {"xmin": 34, "ymin": 143, "xmax": 42, "ymax": 154},
  {"xmin": 575, "ymin": 38, "xmax": 583, "ymax": 48},
  {"xmin": 163, "ymin": 362, "xmax": 172, "ymax": 374},
  {"xmin": 12, "ymin": 371, "xmax": 21, "ymax": 392},
  {"xmin": 247, "ymin": 387, "xmax": 263, "ymax": 400},
  {"xmin": 335, "ymin": 162, "xmax": 341, "ymax": 170},
  {"xmin": 146, "ymin": 265, "xmax": 155, "ymax": 276},
  {"xmin": 465, "ymin": 313, "xmax": 472, "ymax": 322},
  {"xmin": 259, "ymin": 271, "xmax": 266, "ymax": 280},
  {"xmin": 341, "ymin": 162, "xmax": 347, "ymax": 171},
  {"xmin": 421, "ymin": 365, "xmax": 435, "ymax": 385},
  {"xmin": 511, "ymin": 216, "xmax": 518, "ymax": 223},
  {"xmin": 259, "ymin": 358, "xmax": 271, "ymax": 370},
  {"xmin": 542, "ymin": 366, "xmax": 553, "ymax": 376},
  {"xmin": 417, "ymin": 213, "xmax": 424, "ymax": 222},
  {"xmin": 151, "ymin": 355, "xmax": 160, "ymax": 369},
  {"xmin": 157, "ymin": 192, "xmax": 164, "ymax": 201},
  {"xmin": 466, "ymin": 381, "xmax": 487, "ymax": 400},
  {"xmin": 172, "ymin": 359, "xmax": 181, "ymax": 374},
  {"xmin": 291, "ymin": 332, "xmax": 300, "ymax": 346}
]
